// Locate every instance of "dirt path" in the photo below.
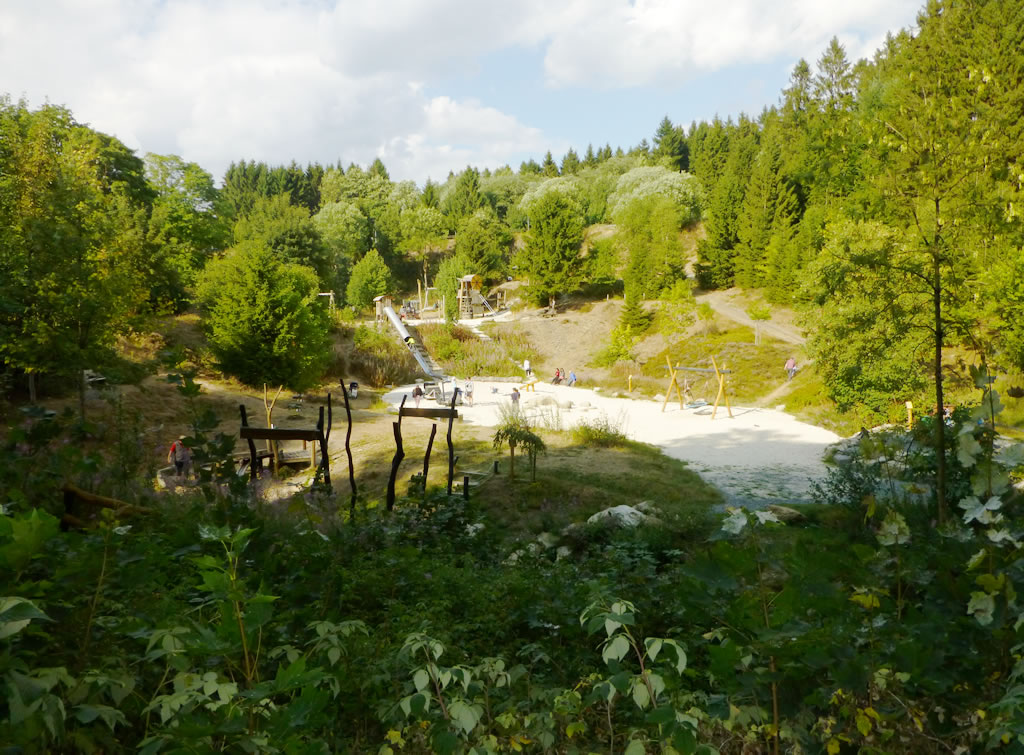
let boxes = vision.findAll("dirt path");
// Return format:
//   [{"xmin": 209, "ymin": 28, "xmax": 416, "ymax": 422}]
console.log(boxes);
[{"xmin": 696, "ymin": 289, "xmax": 806, "ymax": 346}]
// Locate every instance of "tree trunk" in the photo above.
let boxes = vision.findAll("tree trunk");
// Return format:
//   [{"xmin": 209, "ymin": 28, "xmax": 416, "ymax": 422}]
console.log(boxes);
[
  {"xmin": 28, "ymin": 372, "xmax": 37, "ymax": 403},
  {"xmin": 933, "ymin": 255, "xmax": 947, "ymax": 525},
  {"xmin": 78, "ymin": 370, "xmax": 86, "ymax": 423},
  {"xmin": 509, "ymin": 445, "xmax": 516, "ymax": 480}
]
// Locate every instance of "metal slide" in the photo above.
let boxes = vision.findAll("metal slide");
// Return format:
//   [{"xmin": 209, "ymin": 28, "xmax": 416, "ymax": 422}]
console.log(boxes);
[{"xmin": 382, "ymin": 305, "xmax": 437, "ymax": 378}]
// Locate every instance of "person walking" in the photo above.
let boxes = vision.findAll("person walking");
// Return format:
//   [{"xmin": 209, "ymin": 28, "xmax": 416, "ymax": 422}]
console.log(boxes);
[
  {"xmin": 784, "ymin": 357, "xmax": 797, "ymax": 381},
  {"xmin": 465, "ymin": 378, "xmax": 474, "ymax": 406},
  {"xmin": 167, "ymin": 436, "xmax": 191, "ymax": 478},
  {"xmin": 412, "ymin": 384, "xmax": 423, "ymax": 408},
  {"xmin": 567, "ymin": 370, "xmax": 577, "ymax": 387},
  {"xmin": 511, "ymin": 387, "xmax": 520, "ymax": 405}
]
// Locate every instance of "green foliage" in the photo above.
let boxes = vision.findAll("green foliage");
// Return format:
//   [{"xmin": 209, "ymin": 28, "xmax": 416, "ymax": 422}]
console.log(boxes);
[
  {"xmin": 571, "ymin": 414, "xmax": 628, "ymax": 448},
  {"xmin": 493, "ymin": 406, "xmax": 546, "ymax": 480},
  {"xmin": 454, "ymin": 208, "xmax": 509, "ymax": 283},
  {"xmin": 197, "ymin": 243, "xmax": 330, "ymax": 389},
  {"xmin": 345, "ymin": 248, "xmax": 393, "ymax": 311},
  {"xmin": 657, "ymin": 279, "xmax": 697, "ymax": 344},
  {"xmin": 518, "ymin": 186, "xmax": 586, "ymax": 307},
  {"xmin": 0, "ymin": 101, "xmax": 153, "ymax": 405},
  {"xmin": 434, "ymin": 254, "xmax": 468, "ymax": 323},
  {"xmin": 349, "ymin": 323, "xmax": 419, "ymax": 386},
  {"xmin": 233, "ymin": 194, "xmax": 332, "ymax": 288},
  {"xmin": 417, "ymin": 323, "xmax": 536, "ymax": 378},
  {"xmin": 312, "ymin": 199, "xmax": 370, "ymax": 295},
  {"xmin": 804, "ymin": 217, "xmax": 931, "ymax": 411},
  {"xmin": 144, "ymin": 153, "xmax": 230, "ymax": 311}
]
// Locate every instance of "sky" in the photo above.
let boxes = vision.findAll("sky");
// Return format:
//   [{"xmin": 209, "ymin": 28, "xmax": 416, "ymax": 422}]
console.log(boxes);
[{"xmin": 1, "ymin": 0, "xmax": 923, "ymax": 188}]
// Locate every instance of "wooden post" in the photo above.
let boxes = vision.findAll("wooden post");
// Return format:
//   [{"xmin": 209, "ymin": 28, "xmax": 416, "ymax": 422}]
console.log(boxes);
[
  {"xmin": 239, "ymin": 405, "xmax": 259, "ymax": 480},
  {"xmin": 341, "ymin": 384, "xmax": 357, "ymax": 508},
  {"xmin": 386, "ymin": 396, "xmax": 407, "ymax": 510},
  {"xmin": 710, "ymin": 356, "xmax": 734, "ymax": 419},
  {"xmin": 315, "ymin": 404, "xmax": 331, "ymax": 491},
  {"xmin": 446, "ymin": 391, "xmax": 457, "ymax": 495},
  {"xmin": 906, "ymin": 401, "xmax": 914, "ymax": 430},
  {"xmin": 264, "ymin": 384, "xmax": 283, "ymax": 474},
  {"xmin": 423, "ymin": 423, "xmax": 437, "ymax": 487},
  {"xmin": 661, "ymin": 356, "xmax": 685, "ymax": 413},
  {"xmin": 463, "ymin": 475, "xmax": 470, "ymax": 500}
]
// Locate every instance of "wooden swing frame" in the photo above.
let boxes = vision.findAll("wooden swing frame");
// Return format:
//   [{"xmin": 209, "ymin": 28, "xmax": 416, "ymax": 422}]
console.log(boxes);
[{"xmin": 661, "ymin": 355, "xmax": 734, "ymax": 419}]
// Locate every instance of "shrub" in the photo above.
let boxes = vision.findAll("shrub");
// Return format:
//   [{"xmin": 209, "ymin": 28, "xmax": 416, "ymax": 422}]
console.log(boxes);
[
  {"xmin": 571, "ymin": 412, "xmax": 628, "ymax": 447},
  {"xmin": 348, "ymin": 324, "xmax": 418, "ymax": 386}
]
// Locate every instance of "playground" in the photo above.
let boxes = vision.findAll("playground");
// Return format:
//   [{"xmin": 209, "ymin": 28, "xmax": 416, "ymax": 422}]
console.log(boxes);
[{"xmin": 384, "ymin": 378, "xmax": 840, "ymax": 508}]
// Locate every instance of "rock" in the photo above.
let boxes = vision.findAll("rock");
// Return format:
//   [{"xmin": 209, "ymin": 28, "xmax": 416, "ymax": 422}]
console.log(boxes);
[
  {"xmin": 536, "ymin": 532, "xmax": 559, "ymax": 549},
  {"xmin": 556, "ymin": 546, "xmax": 572, "ymax": 561},
  {"xmin": 765, "ymin": 505, "xmax": 804, "ymax": 523},
  {"xmin": 654, "ymin": 394, "xmax": 665, "ymax": 403},
  {"xmin": 634, "ymin": 500, "xmax": 660, "ymax": 516},
  {"xmin": 504, "ymin": 542, "xmax": 542, "ymax": 565},
  {"xmin": 578, "ymin": 401, "xmax": 592, "ymax": 408},
  {"xmin": 587, "ymin": 505, "xmax": 648, "ymax": 528},
  {"xmin": 465, "ymin": 523, "xmax": 485, "ymax": 537},
  {"xmin": 830, "ymin": 452, "xmax": 853, "ymax": 466},
  {"xmin": 557, "ymin": 400, "xmax": 574, "ymax": 409}
]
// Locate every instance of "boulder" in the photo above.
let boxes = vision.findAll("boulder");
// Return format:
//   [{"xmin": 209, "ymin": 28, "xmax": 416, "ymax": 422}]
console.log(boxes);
[
  {"xmin": 634, "ymin": 500, "xmax": 661, "ymax": 516},
  {"xmin": 536, "ymin": 531, "xmax": 559, "ymax": 549},
  {"xmin": 765, "ymin": 505, "xmax": 805, "ymax": 523},
  {"xmin": 556, "ymin": 546, "xmax": 572, "ymax": 561},
  {"xmin": 587, "ymin": 505, "xmax": 648, "ymax": 528}
]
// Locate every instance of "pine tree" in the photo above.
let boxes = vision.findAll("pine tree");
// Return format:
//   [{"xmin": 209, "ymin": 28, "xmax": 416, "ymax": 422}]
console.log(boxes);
[
  {"xmin": 561, "ymin": 148, "xmax": 581, "ymax": 175},
  {"xmin": 541, "ymin": 151, "xmax": 559, "ymax": 177}
]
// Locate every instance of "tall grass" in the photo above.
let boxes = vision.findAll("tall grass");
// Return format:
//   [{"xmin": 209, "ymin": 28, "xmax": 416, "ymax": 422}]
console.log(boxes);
[
  {"xmin": 416, "ymin": 323, "xmax": 538, "ymax": 377},
  {"xmin": 346, "ymin": 324, "xmax": 419, "ymax": 386}
]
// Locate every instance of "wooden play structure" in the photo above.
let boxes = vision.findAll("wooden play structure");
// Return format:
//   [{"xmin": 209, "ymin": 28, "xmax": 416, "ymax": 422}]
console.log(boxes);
[
  {"xmin": 239, "ymin": 395, "xmax": 334, "ymax": 490},
  {"xmin": 374, "ymin": 294, "xmax": 395, "ymax": 325},
  {"xmin": 662, "ymin": 355, "xmax": 734, "ymax": 419},
  {"xmin": 386, "ymin": 392, "xmax": 463, "ymax": 510}
]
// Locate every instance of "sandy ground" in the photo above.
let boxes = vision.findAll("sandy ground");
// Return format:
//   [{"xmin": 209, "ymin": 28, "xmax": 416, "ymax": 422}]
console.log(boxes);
[{"xmin": 385, "ymin": 378, "xmax": 840, "ymax": 509}]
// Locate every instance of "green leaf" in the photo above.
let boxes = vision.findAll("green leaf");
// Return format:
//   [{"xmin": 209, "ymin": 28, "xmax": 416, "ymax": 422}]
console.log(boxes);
[
  {"xmin": 646, "ymin": 705, "xmax": 676, "ymax": 725},
  {"xmin": 876, "ymin": 510, "xmax": 910, "ymax": 546},
  {"xmin": 413, "ymin": 668, "xmax": 430, "ymax": 692},
  {"xmin": 644, "ymin": 637, "xmax": 663, "ymax": 662},
  {"xmin": 449, "ymin": 699, "xmax": 482, "ymax": 735},
  {"xmin": 968, "ymin": 591, "xmax": 996, "ymax": 626},
  {"xmin": 957, "ymin": 433, "xmax": 983, "ymax": 468},
  {"xmin": 631, "ymin": 679, "xmax": 651, "ymax": 709},
  {"xmin": 0, "ymin": 597, "xmax": 50, "ymax": 640},
  {"xmin": 566, "ymin": 721, "xmax": 586, "ymax": 738},
  {"xmin": 624, "ymin": 738, "xmax": 646, "ymax": 755},
  {"xmin": 602, "ymin": 635, "xmax": 630, "ymax": 665},
  {"xmin": 721, "ymin": 508, "xmax": 747, "ymax": 535},
  {"xmin": 0, "ymin": 509, "xmax": 60, "ymax": 572},
  {"xmin": 432, "ymin": 730, "xmax": 460, "ymax": 755},
  {"xmin": 960, "ymin": 496, "xmax": 1003, "ymax": 525}
]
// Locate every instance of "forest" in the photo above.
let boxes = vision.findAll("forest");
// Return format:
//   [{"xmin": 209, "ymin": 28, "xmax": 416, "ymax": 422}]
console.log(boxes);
[{"xmin": 3, "ymin": 0, "xmax": 1024, "ymax": 752}]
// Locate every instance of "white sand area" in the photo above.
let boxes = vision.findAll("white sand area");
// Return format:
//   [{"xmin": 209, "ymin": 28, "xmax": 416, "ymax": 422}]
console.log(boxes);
[{"xmin": 384, "ymin": 379, "xmax": 840, "ymax": 508}]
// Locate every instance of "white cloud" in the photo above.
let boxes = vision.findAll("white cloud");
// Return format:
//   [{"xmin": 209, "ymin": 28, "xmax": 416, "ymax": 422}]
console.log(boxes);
[
  {"xmin": 380, "ymin": 96, "xmax": 548, "ymax": 182},
  {"xmin": 0, "ymin": 0, "xmax": 922, "ymax": 186},
  {"xmin": 540, "ymin": 0, "xmax": 922, "ymax": 87}
]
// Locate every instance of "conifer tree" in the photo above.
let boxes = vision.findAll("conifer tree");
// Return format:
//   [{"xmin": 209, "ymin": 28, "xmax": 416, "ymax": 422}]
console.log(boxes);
[{"xmin": 541, "ymin": 151, "xmax": 559, "ymax": 177}]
